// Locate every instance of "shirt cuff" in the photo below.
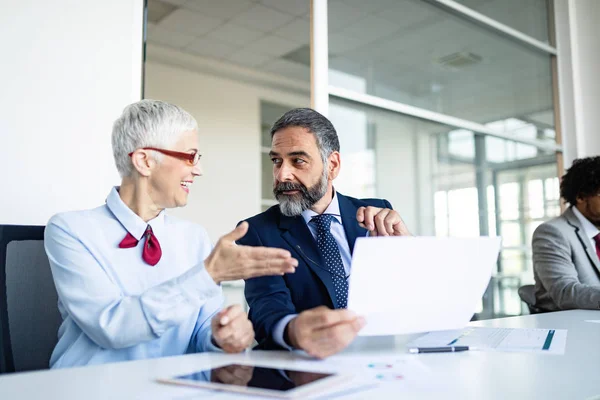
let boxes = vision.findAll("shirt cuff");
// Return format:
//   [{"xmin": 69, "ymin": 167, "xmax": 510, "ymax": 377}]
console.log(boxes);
[
  {"xmin": 273, "ymin": 314, "xmax": 298, "ymax": 350},
  {"xmin": 204, "ymin": 331, "xmax": 223, "ymax": 353}
]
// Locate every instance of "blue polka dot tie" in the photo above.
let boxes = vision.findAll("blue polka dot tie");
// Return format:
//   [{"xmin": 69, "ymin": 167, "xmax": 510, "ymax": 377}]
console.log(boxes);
[{"xmin": 311, "ymin": 214, "xmax": 348, "ymax": 309}]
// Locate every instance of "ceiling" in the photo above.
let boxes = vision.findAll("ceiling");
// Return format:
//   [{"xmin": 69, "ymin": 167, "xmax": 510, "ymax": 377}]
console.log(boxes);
[
  {"xmin": 147, "ymin": 0, "xmax": 311, "ymax": 81},
  {"xmin": 146, "ymin": 0, "xmax": 555, "ymax": 129}
]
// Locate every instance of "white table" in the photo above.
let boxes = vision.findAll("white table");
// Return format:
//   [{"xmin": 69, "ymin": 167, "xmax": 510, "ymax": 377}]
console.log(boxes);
[{"xmin": 1, "ymin": 310, "xmax": 599, "ymax": 399}]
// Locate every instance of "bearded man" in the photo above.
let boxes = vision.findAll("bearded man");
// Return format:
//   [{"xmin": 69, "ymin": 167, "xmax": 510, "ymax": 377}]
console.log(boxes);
[{"xmin": 237, "ymin": 108, "xmax": 411, "ymax": 359}]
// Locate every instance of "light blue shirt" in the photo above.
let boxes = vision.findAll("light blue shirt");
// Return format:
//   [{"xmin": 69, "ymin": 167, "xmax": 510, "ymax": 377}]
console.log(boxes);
[
  {"xmin": 273, "ymin": 191, "xmax": 352, "ymax": 349},
  {"xmin": 44, "ymin": 187, "xmax": 223, "ymax": 368}
]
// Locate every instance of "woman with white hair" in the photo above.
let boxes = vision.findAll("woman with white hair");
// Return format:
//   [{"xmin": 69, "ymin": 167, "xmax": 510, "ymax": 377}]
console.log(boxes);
[{"xmin": 44, "ymin": 99, "xmax": 297, "ymax": 368}]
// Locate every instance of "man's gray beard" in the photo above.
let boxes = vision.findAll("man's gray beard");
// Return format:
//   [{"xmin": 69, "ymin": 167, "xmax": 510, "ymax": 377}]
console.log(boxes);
[{"xmin": 276, "ymin": 169, "xmax": 328, "ymax": 217}]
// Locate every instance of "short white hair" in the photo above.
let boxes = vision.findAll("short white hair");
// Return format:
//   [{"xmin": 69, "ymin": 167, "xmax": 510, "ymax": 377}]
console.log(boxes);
[{"xmin": 112, "ymin": 99, "xmax": 198, "ymax": 178}]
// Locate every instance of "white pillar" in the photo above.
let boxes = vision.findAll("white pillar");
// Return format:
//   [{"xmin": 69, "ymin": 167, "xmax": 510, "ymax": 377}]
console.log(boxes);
[
  {"xmin": 311, "ymin": 0, "xmax": 329, "ymax": 116},
  {"xmin": 555, "ymin": 0, "xmax": 600, "ymax": 167}
]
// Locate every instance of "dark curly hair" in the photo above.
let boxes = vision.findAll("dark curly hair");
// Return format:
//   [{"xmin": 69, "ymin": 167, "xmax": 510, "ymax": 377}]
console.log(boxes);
[{"xmin": 560, "ymin": 156, "xmax": 600, "ymax": 205}]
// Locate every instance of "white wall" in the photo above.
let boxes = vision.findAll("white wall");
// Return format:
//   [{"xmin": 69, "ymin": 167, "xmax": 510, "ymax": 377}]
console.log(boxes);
[
  {"xmin": 555, "ymin": 0, "xmax": 600, "ymax": 166},
  {"xmin": 144, "ymin": 49, "xmax": 308, "ymax": 242},
  {"xmin": 0, "ymin": 0, "xmax": 143, "ymax": 225}
]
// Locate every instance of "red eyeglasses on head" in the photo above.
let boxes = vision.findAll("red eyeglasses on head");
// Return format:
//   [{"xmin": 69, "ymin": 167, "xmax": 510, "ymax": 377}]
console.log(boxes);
[{"xmin": 128, "ymin": 147, "xmax": 201, "ymax": 166}]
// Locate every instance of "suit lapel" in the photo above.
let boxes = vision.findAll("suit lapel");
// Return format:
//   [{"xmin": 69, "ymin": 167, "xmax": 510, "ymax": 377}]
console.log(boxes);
[
  {"xmin": 278, "ymin": 212, "xmax": 338, "ymax": 307},
  {"xmin": 564, "ymin": 207, "xmax": 600, "ymax": 274},
  {"xmin": 337, "ymin": 193, "xmax": 367, "ymax": 255}
]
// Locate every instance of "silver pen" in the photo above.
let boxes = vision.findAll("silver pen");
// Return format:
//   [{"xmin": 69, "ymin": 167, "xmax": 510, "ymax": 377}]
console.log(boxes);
[{"xmin": 408, "ymin": 346, "xmax": 470, "ymax": 354}]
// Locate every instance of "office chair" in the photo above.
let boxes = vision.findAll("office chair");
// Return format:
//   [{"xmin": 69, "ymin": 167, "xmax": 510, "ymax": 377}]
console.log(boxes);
[
  {"xmin": 0, "ymin": 225, "xmax": 61, "ymax": 373},
  {"xmin": 518, "ymin": 284, "xmax": 544, "ymax": 314}
]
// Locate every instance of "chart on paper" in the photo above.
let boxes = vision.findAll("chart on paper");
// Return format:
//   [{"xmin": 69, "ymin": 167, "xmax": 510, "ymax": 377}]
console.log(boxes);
[{"xmin": 285, "ymin": 353, "xmax": 435, "ymax": 388}]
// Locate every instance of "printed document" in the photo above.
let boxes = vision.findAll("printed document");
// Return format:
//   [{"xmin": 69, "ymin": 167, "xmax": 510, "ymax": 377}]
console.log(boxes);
[
  {"xmin": 406, "ymin": 327, "xmax": 568, "ymax": 354},
  {"xmin": 347, "ymin": 236, "xmax": 501, "ymax": 336}
]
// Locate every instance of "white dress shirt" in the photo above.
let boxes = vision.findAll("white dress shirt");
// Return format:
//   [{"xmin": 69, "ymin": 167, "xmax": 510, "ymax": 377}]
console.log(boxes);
[
  {"xmin": 572, "ymin": 206, "xmax": 600, "ymax": 256},
  {"xmin": 44, "ymin": 187, "xmax": 223, "ymax": 368},
  {"xmin": 272, "ymin": 191, "xmax": 352, "ymax": 349}
]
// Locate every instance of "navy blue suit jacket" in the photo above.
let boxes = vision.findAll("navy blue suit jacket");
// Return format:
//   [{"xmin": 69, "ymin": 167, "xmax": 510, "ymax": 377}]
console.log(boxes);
[{"xmin": 237, "ymin": 193, "xmax": 391, "ymax": 350}]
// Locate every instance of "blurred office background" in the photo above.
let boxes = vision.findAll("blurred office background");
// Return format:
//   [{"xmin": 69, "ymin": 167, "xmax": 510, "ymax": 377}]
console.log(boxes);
[
  {"xmin": 143, "ymin": 0, "xmax": 569, "ymax": 318},
  {"xmin": 2, "ymin": 0, "xmax": 599, "ymax": 319}
]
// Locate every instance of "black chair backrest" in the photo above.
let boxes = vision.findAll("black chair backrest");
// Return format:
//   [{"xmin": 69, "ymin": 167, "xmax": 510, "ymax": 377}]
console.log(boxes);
[
  {"xmin": 0, "ymin": 225, "xmax": 61, "ymax": 374},
  {"xmin": 518, "ymin": 284, "xmax": 544, "ymax": 314}
]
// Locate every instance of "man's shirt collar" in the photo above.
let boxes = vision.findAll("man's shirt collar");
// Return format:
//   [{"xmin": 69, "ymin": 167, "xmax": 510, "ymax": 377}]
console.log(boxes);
[
  {"xmin": 572, "ymin": 206, "xmax": 600, "ymax": 240},
  {"xmin": 301, "ymin": 190, "xmax": 342, "ymax": 226}
]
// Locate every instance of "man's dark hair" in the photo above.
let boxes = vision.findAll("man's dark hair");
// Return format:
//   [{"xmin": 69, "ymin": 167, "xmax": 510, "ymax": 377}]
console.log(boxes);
[
  {"xmin": 270, "ymin": 108, "xmax": 340, "ymax": 163},
  {"xmin": 560, "ymin": 156, "xmax": 600, "ymax": 205}
]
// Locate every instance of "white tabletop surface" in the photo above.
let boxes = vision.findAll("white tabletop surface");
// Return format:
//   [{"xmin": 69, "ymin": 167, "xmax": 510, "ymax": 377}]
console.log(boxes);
[{"xmin": 1, "ymin": 310, "xmax": 599, "ymax": 400}]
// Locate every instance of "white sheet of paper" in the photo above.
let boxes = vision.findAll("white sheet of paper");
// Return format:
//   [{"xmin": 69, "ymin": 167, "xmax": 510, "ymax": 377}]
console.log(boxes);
[
  {"xmin": 347, "ymin": 236, "xmax": 501, "ymax": 336},
  {"xmin": 284, "ymin": 353, "xmax": 433, "ymax": 391},
  {"xmin": 406, "ymin": 327, "xmax": 568, "ymax": 354},
  {"xmin": 584, "ymin": 320, "xmax": 600, "ymax": 324}
]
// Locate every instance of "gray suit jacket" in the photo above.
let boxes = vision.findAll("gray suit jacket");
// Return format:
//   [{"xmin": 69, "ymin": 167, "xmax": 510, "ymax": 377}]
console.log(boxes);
[{"xmin": 532, "ymin": 207, "xmax": 600, "ymax": 311}]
